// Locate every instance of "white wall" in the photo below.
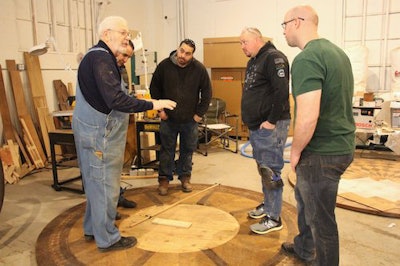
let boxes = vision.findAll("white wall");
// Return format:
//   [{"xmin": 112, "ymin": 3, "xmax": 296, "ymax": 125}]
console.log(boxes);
[
  {"xmin": 103, "ymin": 0, "xmax": 342, "ymax": 66},
  {"xmin": 0, "ymin": 0, "xmax": 397, "ymax": 143}
]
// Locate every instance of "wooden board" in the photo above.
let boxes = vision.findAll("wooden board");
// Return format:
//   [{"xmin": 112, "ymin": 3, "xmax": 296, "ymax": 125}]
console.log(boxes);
[
  {"xmin": 121, "ymin": 173, "xmax": 158, "ymax": 180},
  {"xmin": 0, "ymin": 64, "xmax": 16, "ymax": 141},
  {"xmin": 23, "ymin": 52, "xmax": 47, "ymax": 108},
  {"xmin": 20, "ymin": 116, "xmax": 45, "ymax": 168},
  {"xmin": 13, "ymin": 129, "xmax": 33, "ymax": 167},
  {"xmin": 37, "ymin": 107, "xmax": 51, "ymax": 157},
  {"xmin": 53, "ymin": 80, "xmax": 72, "ymax": 111},
  {"xmin": 151, "ymin": 217, "xmax": 192, "ymax": 228},
  {"xmin": 5, "ymin": 61, "xmax": 30, "ymax": 116},
  {"xmin": 6, "ymin": 60, "xmax": 46, "ymax": 164}
]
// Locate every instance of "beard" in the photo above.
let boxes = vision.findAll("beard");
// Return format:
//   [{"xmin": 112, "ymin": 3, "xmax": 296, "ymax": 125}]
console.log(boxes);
[{"xmin": 177, "ymin": 57, "xmax": 188, "ymax": 66}]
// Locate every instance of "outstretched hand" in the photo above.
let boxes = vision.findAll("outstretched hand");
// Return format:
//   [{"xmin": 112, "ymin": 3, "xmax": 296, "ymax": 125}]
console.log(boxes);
[{"xmin": 152, "ymin": 99, "xmax": 177, "ymax": 110}]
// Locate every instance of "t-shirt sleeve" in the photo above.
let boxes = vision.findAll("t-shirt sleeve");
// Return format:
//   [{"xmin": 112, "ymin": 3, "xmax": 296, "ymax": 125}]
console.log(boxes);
[{"xmin": 291, "ymin": 57, "xmax": 324, "ymax": 96}]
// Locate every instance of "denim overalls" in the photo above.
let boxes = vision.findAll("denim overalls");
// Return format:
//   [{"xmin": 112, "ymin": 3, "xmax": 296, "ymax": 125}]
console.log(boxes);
[{"xmin": 72, "ymin": 47, "xmax": 129, "ymax": 248}]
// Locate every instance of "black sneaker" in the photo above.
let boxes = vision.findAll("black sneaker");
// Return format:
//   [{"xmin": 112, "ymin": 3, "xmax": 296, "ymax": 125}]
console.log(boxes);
[
  {"xmin": 84, "ymin": 234, "xmax": 94, "ymax": 241},
  {"xmin": 115, "ymin": 212, "xmax": 122, "ymax": 220},
  {"xmin": 118, "ymin": 198, "xmax": 137, "ymax": 208},
  {"xmin": 281, "ymin": 242, "xmax": 314, "ymax": 264},
  {"xmin": 98, "ymin": 236, "xmax": 137, "ymax": 252},
  {"xmin": 281, "ymin": 242, "xmax": 296, "ymax": 255},
  {"xmin": 248, "ymin": 202, "xmax": 266, "ymax": 219}
]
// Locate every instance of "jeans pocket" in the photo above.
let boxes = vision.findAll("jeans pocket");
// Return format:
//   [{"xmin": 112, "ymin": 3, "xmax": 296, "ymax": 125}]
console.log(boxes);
[{"xmin": 89, "ymin": 163, "xmax": 105, "ymax": 182}]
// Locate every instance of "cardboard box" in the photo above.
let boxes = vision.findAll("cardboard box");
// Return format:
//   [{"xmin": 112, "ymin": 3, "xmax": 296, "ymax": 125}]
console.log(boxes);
[{"xmin": 203, "ymin": 37, "xmax": 271, "ymax": 68}]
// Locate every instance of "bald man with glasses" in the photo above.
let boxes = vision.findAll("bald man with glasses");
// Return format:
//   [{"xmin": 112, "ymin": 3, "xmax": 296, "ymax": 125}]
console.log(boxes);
[{"xmin": 281, "ymin": 6, "xmax": 355, "ymax": 265}]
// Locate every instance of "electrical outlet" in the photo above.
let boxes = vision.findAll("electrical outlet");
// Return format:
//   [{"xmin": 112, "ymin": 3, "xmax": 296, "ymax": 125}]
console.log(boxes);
[{"xmin": 16, "ymin": 64, "xmax": 25, "ymax": 71}]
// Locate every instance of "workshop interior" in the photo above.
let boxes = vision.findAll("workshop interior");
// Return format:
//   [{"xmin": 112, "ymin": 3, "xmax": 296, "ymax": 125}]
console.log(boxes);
[{"xmin": 0, "ymin": 1, "xmax": 399, "ymax": 265}]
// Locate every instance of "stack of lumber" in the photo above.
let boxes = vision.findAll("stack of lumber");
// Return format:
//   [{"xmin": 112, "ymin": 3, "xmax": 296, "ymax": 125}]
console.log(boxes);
[{"xmin": 0, "ymin": 53, "xmax": 66, "ymax": 184}]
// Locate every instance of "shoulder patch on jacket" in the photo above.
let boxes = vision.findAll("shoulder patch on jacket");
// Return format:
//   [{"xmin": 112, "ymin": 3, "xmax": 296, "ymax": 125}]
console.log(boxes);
[
  {"xmin": 277, "ymin": 69, "xmax": 285, "ymax": 78},
  {"xmin": 274, "ymin": 57, "xmax": 286, "ymax": 78},
  {"xmin": 274, "ymin": 58, "xmax": 285, "ymax": 64}
]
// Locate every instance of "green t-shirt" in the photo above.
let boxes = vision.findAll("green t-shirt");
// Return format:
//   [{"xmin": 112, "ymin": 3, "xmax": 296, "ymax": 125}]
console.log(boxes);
[{"xmin": 291, "ymin": 38, "xmax": 355, "ymax": 155}]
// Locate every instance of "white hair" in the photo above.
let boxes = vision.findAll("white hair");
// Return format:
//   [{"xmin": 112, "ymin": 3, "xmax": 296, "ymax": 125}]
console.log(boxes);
[{"xmin": 97, "ymin": 16, "xmax": 128, "ymax": 36}]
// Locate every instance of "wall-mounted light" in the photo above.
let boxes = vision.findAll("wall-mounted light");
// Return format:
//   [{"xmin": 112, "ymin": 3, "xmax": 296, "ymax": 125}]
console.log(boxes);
[
  {"xmin": 28, "ymin": 37, "xmax": 55, "ymax": 56},
  {"xmin": 29, "ymin": 42, "xmax": 49, "ymax": 56},
  {"xmin": 28, "ymin": 36, "xmax": 76, "ymax": 79}
]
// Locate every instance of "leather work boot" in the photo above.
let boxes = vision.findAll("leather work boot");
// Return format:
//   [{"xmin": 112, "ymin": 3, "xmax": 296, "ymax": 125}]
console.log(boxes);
[
  {"xmin": 158, "ymin": 177, "xmax": 169, "ymax": 196},
  {"xmin": 179, "ymin": 175, "xmax": 192, "ymax": 193}
]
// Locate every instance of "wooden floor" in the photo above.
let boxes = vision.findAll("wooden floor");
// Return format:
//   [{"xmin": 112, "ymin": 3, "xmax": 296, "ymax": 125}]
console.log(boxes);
[
  {"xmin": 36, "ymin": 184, "xmax": 307, "ymax": 266},
  {"xmin": 288, "ymin": 151, "xmax": 400, "ymax": 218}
]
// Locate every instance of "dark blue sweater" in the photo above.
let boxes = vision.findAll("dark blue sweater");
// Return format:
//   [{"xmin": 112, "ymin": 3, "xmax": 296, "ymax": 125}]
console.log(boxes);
[{"xmin": 78, "ymin": 40, "xmax": 153, "ymax": 114}]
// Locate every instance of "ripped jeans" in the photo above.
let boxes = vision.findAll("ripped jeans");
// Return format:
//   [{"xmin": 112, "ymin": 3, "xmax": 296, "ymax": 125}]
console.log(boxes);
[{"xmin": 249, "ymin": 119, "xmax": 290, "ymax": 219}]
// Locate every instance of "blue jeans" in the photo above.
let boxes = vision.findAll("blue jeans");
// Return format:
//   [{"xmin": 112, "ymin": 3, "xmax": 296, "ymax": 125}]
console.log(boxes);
[
  {"xmin": 158, "ymin": 120, "xmax": 198, "ymax": 180},
  {"xmin": 249, "ymin": 119, "xmax": 290, "ymax": 219},
  {"xmin": 293, "ymin": 151, "xmax": 353, "ymax": 265}
]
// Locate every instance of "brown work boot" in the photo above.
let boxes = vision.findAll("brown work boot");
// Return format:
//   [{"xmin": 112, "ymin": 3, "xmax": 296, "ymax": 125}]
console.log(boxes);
[
  {"xmin": 158, "ymin": 177, "xmax": 169, "ymax": 196},
  {"xmin": 179, "ymin": 175, "xmax": 192, "ymax": 193}
]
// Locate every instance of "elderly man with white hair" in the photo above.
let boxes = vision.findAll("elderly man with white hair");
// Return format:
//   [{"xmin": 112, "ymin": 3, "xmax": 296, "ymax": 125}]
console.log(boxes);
[{"xmin": 73, "ymin": 16, "xmax": 176, "ymax": 252}]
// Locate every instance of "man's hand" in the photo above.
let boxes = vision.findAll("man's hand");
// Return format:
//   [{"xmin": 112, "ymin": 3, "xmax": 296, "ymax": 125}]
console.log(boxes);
[
  {"xmin": 260, "ymin": 120, "xmax": 276, "ymax": 130},
  {"xmin": 158, "ymin": 110, "xmax": 168, "ymax": 120},
  {"xmin": 193, "ymin": 114, "xmax": 202, "ymax": 123},
  {"xmin": 290, "ymin": 151, "xmax": 301, "ymax": 173},
  {"xmin": 152, "ymin": 99, "xmax": 177, "ymax": 110}
]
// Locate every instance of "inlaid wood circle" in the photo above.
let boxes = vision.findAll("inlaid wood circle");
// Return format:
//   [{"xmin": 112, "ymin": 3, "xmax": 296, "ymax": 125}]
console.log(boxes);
[
  {"xmin": 36, "ymin": 184, "xmax": 300, "ymax": 265},
  {"xmin": 120, "ymin": 204, "xmax": 240, "ymax": 253}
]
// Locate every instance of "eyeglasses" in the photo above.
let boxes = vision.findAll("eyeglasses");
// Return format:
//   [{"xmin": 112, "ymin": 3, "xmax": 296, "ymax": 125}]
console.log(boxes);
[
  {"xmin": 109, "ymin": 29, "xmax": 131, "ymax": 39},
  {"xmin": 281, "ymin": 17, "xmax": 304, "ymax": 29}
]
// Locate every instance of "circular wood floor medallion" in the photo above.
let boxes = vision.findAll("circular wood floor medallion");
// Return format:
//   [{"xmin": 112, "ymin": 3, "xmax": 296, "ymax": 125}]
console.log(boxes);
[
  {"xmin": 120, "ymin": 204, "xmax": 240, "ymax": 253},
  {"xmin": 36, "ymin": 184, "xmax": 302, "ymax": 265}
]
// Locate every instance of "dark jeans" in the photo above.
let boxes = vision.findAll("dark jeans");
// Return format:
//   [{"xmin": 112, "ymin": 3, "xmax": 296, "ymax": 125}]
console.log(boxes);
[
  {"xmin": 293, "ymin": 151, "xmax": 354, "ymax": 265},
  {"xmin": 159, "ymin": 120, "xmax": 198, "ymax": 180}
]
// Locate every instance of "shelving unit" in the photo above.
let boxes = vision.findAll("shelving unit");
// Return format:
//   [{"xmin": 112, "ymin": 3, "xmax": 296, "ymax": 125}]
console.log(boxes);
[{"xmin": 134, "ymin": 119, "xmax": 161, "ymax": 169}]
